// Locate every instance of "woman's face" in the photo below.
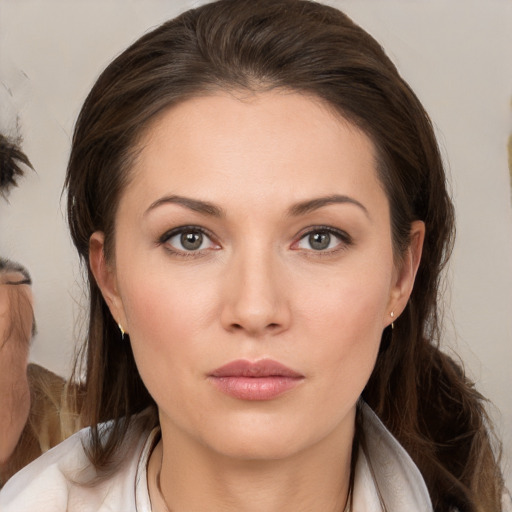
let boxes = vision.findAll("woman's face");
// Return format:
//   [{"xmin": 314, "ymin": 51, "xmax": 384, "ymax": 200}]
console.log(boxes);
[{"xmin": 92, "ymin": 91, "xmax": 422, "ymax": 461}]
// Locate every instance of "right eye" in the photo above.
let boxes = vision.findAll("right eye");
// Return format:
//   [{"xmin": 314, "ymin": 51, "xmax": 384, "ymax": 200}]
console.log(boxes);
[
  {"xmin": 160, "ymin": 227, "xmax": 219, "ymax": 254},
  {"xmin": 291, "ymin": 226, "xmax": 352, "ymax": 254}
]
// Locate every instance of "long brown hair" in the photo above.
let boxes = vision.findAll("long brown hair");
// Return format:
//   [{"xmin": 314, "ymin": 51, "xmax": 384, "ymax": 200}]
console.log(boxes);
[{"xmin": 65, "ymin": 1, "xmax": 504, "ymax": 509}]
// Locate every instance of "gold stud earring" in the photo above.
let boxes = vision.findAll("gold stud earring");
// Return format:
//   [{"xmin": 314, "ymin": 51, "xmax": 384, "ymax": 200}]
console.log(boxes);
[
  {"xmin": 118, "ymin": 323, "xmax": 125, "ymax": 340},
  {"xmin": 390, "ymin": 311, "xmax": 395, "ymax": 330}
]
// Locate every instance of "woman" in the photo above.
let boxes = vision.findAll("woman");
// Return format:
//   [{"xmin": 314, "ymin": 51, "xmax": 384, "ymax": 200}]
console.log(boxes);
[
  {"xmin": 0, "ymin": 260, "xmax": 81, "ymax": 487},
  {"xmin": 0, "ymin": 259, "xmax": 33, "ymax": 482},
  {"xmin": 0, "ymin": 259, "xmax": 78, "ymax": 486},
  {"xmin": 0, "ymin": 138, "xmax": 82, "ymax": 486},
  {"xmin": 0, "ymin": 0, "xmax": 507, "ymax": 510}
]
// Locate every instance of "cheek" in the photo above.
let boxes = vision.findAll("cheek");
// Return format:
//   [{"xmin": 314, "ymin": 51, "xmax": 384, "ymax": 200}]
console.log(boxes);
[
  {"xmin": 296, "ymin": 265, "xmax": 391, "ymax": 380},
  {"xmin": 300, "ymin": 265, "xmax": 390, "ymax": 334},
  {"xmin": 118, "ymin": 248, "xmax": 211, "ymax": 335},
  {"xmin": 118, "ymin": 272, "xmax": 217, "ymax": 383}
]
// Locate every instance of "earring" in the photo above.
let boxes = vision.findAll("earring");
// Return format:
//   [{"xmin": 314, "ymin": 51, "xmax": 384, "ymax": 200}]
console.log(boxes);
[
  {"xmin": 118, "ymin": 323, "xmax": 125, "ymax": 340},
  {"xmin": 390, "ymin": 311, "xmax": 395, "ymax": 330}
]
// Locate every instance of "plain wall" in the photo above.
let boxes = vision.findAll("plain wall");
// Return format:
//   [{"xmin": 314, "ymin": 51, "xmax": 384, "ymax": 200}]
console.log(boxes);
[{"xmin": 1, "ymin": 0, "xmax": 511, "ymax": 488}]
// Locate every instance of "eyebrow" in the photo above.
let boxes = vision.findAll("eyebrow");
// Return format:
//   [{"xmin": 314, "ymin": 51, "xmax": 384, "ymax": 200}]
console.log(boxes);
[
  {"xmin": 145, "ymin": 195, "xmax": 224, "ymax": 217},
  {"xmin": 288, "ymin": 194, "xmax": 369, "ymax": 218},
  {"xmin": 145, "ymin": 193, "xmax": 368, "ymax": 219}
]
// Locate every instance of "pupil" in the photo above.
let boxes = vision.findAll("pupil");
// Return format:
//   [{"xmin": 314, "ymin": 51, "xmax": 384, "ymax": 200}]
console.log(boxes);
[
  {"xmin": 181, "ymin": 232, "xmax": 203, "ymax": 250},
  {"xmin": 309, "ymin": 232, "xmax": 330, "ymax": 250}
]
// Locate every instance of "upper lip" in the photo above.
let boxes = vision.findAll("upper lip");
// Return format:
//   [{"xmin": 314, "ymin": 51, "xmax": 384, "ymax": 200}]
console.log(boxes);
[{"xmin": 210, "ymin": 359, "xmax": 304, "ymax": 378}]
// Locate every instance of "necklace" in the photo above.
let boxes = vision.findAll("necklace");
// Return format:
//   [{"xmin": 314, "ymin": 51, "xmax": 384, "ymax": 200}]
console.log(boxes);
[
  {"xmin": 154, "ymin": 469, "xmax": 350, "ymax": 512},
  {"xmin": 149, "ymin": 437, "xmax": 351, "ymax": 512},
  {"xmin": 147, "ymin": 436, "xmax": 172, "ymax": 512},
  {"xmin": 156, "ymin": 468, "xmax": 172, "ymax": 512}
]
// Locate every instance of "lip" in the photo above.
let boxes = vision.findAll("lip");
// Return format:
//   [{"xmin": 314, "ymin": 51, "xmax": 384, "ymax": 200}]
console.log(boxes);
[{"xmin": 208, "ymin": 359, "xmax": 304, "ymax": 401}]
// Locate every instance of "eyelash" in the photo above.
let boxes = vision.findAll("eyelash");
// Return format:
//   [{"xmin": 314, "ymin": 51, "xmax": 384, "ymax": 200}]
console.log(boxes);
[
  {"xmin": 158, "ymin": 225, "xmax": 219, "ymax": 258},
  {"xmin": 292, "ymin": 226, "xmax": 353, "ymax": 255},
  {"xmin": 157, "ymin": 225, "xmax": 353, "ymax": 258}
]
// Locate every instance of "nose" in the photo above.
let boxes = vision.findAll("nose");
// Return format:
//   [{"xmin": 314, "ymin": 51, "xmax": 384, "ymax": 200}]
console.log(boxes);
[{"xmin": 220, "ymin": 248, "xmax": 291, "ymax": 337}]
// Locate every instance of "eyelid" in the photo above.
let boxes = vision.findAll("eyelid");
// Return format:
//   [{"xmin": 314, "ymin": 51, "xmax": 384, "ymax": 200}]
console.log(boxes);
[
  {"xmin": 291, "ymin": 226, "xmax": 353, "ymax": 251},
  {"xmin": 158, "ymin": 225, "xmax": 221, "ymax": 254}
]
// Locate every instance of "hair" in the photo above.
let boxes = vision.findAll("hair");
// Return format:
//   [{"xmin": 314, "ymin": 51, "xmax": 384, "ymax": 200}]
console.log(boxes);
[
  {"xmin": 0, "ymin": 133, "xmax": 33, "ymax": 200},
  {"xmin": 0, "ymin": 364, "xmax": 79, "ymax": 487},
  {"xmin": 64, "ymin": 1, "xmax": 504, "ymax": 510}
]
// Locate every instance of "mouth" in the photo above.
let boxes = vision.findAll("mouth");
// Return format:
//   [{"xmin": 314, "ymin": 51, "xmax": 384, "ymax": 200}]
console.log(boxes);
[{"xmin": 208, "ymin": 359, "xmax": 304, "ymax": 401}]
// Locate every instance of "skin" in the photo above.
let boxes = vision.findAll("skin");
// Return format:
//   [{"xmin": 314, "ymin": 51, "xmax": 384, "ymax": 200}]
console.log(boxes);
[
  {"xmin": 0, "ymin": 273, "xmax": 32, "ymax": 468},
  {"xmin": 90, "ymin": 90, "xmax": 424, "ymax": 512}
]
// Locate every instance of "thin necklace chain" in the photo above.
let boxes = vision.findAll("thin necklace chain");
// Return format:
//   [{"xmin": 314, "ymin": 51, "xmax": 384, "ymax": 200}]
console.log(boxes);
[
  {"xmin": 154, "ymin": 455, "xmax": 350, "ymax": 512},
  {"xmin": 156, "ymin": 468, "xmax": 172, "ymax": 512},
  {"xmin": 155, "ymin": 470, "xmax": 350, "ymax": 512}
]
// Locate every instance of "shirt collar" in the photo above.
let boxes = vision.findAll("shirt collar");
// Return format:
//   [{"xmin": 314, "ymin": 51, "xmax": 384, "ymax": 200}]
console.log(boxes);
[{"xmin": 351, "ymin": 402, "xmax": 433, "ymax": 512}]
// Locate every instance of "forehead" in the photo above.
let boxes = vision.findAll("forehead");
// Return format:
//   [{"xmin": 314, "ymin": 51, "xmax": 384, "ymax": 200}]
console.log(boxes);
[
  {"xmin": 138, "ymin": 89, "xmax": 374, "ymax": 158},
  {"xmin": 122, "ymin": 90, "xmax": 385, "ymax": 214}
]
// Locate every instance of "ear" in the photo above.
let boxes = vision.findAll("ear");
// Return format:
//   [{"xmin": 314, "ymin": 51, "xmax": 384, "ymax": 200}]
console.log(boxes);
[
  {"xmin": 385, "ymin": 220, "xmax": 425, "ymax": 327},
  {"xmin": 89, "ymin": 231, "xmax": 128, "ymax": 332}
]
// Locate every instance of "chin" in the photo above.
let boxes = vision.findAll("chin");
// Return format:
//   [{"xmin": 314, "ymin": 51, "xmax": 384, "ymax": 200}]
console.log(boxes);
[
  {"xmin": 197, "ymin": 414, "xmax": 326, "ymax": 462},
  {"xmin": 210, "ymin": 436, "xmax": 305, "ymax": 462}
]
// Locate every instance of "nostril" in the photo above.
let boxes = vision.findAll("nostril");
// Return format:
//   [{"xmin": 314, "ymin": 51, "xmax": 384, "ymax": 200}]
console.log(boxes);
[{"xmin": 229, "ymin": 322, "xmax": 281, "ymax": 333}]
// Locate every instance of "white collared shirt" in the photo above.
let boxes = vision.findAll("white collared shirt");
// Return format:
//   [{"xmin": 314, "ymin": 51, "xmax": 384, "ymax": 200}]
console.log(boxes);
[{"xmin": 1, "ymin": 404, "xmax": 504, "ymax": 511}]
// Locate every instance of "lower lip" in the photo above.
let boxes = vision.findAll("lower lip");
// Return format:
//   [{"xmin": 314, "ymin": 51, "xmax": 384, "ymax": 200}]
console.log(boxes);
[{"xmin": 209, "ymin": 376, "xmax": 303, "ymax": 400}]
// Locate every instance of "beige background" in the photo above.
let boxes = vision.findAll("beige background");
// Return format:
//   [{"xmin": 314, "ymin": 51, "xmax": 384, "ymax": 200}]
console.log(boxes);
[{"xmin": 1, "ymin": 0, "xmax": 511, "ymax": 488}]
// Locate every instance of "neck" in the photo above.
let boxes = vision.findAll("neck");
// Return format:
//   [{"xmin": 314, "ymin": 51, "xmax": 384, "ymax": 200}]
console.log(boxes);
[{"xmin": 149, "ymin": 417, "xmax": 354, "ymax": 512}]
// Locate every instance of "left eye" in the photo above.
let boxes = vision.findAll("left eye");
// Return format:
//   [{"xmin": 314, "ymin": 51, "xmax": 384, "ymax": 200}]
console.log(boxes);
[
  {"xmin": 295, "ymin": 229, "xmax": 348, "ymax": 251},
  {"xmin": 163, "ymin": 228, "xmax": 217, "ymax": 252}
]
